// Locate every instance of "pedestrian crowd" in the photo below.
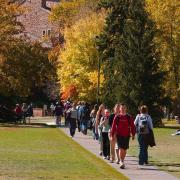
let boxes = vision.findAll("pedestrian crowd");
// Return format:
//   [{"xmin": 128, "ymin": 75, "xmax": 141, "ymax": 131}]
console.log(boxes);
[
  {"xmin": 13, "ymin": 103, "xmax": 33, "ymax": 123},
  {"xmin": 52, "ymin": 100, "xmax": 156, "ymax": 169}
]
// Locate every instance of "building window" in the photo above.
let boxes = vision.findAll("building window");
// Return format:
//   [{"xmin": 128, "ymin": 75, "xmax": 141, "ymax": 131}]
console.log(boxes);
[
  {"xmin": 47, "ymin": 29, "xmax": 51, "ymax": 36},
  {"xmin": 42, "ymin": 30, "xmax": 46, "ymax": 36}
]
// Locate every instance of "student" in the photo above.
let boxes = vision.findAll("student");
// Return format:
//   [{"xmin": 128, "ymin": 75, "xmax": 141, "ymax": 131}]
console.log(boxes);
[
  {"xmin": 50, "ymin": 103, "xmax": 55, "ymax": 116},
  {"xmin": 100, "ymin": 109, "xmax": 110, "ymax": 159},
  {"xmin": 55, "ymin": 102, "xmax": 63, "ymax": 126},
  {"xmin": 79, "ymin": 102, "xmax": 90, "ymax": 135},
  {"xmin": 25, "ymin": 103, "xmax": 33, "ymax": 124},
  {"xmin": 108, "ymin": 104, "xmax": 120, "ymax": 163},
  {"xmin": 14, "ymin": 104, "xmax": 22, "ymax": 123},
  {"xmin": 90, "ymin": 104, "xmax": 98, "ymax": 140},
  {"xmin": 21, "ymin": 103, "xmax": 27, "ymax": 124},
  {"xmin": 95, "ymin": 104, "xmax": 105, "ymax": 156},
  {"xmin": 76, "ymin": 101, "xmax": 82, "ymax": 132},
  {"xmin": 134, "ymin": 105, "xmax": 154, "ymax": 165},
  {"xmin": 111, "ymin": 103, "xmax": 136, "ymax": 169},
  {"xmin": 67, "ymin": 103, "xmax": 77, "ymax": 137}
]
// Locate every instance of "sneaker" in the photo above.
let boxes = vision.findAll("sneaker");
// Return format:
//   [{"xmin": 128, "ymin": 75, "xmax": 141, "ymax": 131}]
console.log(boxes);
[
  {"xmin": 110, "ymin": 160, "xmax": 114, "ymax": 163},
  {"xmin": 120, "ymin": 161, "xmax": 125, "ymax": 169},
  {"xmin": 116, "ymin": 160, "xmax": 120, "ymax": 164},
  {"xmin": 107, "ymin": 156, "xmax": 110, "ymax": 160},
  {"xmin": 103, "ymin": 156, "xmax": 107, "ymax": 159}
]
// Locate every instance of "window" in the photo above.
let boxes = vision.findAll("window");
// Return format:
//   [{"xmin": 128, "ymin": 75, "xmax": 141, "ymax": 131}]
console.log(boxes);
[
  {"xmin": 42, "ymin": 30, "xmax": 46, "ymax": 36},
  {"xmin": 47, "ymin": 29, "xmax": 51, "ymax": 36}
]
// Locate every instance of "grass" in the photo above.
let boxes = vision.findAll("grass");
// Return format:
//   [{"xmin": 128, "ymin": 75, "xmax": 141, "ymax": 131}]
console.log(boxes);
[
  {"xmin": 0, "ymin": 126, "xmax": 128, "ymax": 180},
  {"xmin": 128, "ymin": 128, "xmax": 180, "ymax": 178}
]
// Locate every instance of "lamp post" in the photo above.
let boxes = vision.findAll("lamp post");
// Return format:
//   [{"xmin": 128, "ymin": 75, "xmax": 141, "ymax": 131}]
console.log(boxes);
[
  {"xmin": 95, "ymin": 36, "xmax": 101, "ymax": 105},
  {"xmin": 97, "ymin": 55, "xmax": 100, "ymax": 105}
]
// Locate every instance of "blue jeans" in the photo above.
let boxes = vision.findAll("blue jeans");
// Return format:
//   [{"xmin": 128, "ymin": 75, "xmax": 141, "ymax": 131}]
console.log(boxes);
[
  {"xmin": 81, "ymin": 121, "xmax": 87, "ymax": 135},
  {"xmin": 138, "ymin": 134, "xmax": 148, "ymax": 165}
]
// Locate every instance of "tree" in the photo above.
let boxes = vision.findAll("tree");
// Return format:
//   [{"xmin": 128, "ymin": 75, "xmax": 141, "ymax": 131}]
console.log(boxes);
[
  {"xmin": 99, "ymin": 0, "xmax": 165, "ymax": 125},
  {"xmin": 0, "ymin": 0, "xmax": 23, "ymax": 53},
  {"xmin": 57, "ymin": 12, "xmax": 105, "ymax": 102},
  {"xmin": 0, "ymin": 39, "xmax": 57, "ymax": 101},
  {"xmin": 0, "ymin": 0, "xmax": 23, "ymax": 95},
  {"xmin": 146, "ymin": 0, "xmax": 180, "ymax": 117},
  {"xmin": 97, "ymin": 0, "xmax": 130, "ymax": 107}
]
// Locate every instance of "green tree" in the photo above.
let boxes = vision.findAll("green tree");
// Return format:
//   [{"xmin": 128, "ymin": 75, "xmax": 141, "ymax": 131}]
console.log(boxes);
[
  {"xmin": 99, "ymin": 0, "xmax": 165, "ymax": 125},
  {"xmin": 97, "ymin": 0, "xmax": 130, "ymax": 107}
]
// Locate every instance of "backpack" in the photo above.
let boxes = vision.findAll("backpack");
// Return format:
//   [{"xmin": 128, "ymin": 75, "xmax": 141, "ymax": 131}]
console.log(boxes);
[{"xmin": 138, "ymin": 115, "xmax": 149, "ymax": 134}]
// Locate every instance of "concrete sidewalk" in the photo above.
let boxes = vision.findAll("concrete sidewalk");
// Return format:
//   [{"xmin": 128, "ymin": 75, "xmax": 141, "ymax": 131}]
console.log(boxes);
[{"xmin": 60, "ymin": 127, "xmax": 178, "ymax": 180}]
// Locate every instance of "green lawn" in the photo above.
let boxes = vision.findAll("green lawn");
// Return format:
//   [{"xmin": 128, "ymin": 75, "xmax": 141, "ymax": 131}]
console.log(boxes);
[
  {"xmin": 0, "ymin": 126, "xmax": 127, "ymax": 180},
  {"xmin": 128, "ymin": 128, "xmax": 180, "ymax": 178}
]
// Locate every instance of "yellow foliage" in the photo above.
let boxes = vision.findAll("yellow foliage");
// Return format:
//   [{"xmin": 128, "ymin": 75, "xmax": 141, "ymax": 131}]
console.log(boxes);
[
  {"xmin": 146, "ymin": 0, "xmax": 180, "ymax": 100},
  {"xmin": 57, "ymin": 11, "xmax": 106, "ymax": 102}
]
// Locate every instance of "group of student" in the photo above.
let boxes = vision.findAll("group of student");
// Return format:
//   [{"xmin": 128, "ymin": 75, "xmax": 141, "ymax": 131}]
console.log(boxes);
[
  {"xmin": 92, "ymin": 103, "xmax": 155, "ymax": 169},
  {"xmin": 14, "ymin": 103, "xmax": 33, "ymax": 123},
  {"xmin": 55, "ymin": 100, "xmax": 155, "ymax": 169},
  {"xmin": 82, "ymin": 103, "xmax": 155, "ymax": 169}
]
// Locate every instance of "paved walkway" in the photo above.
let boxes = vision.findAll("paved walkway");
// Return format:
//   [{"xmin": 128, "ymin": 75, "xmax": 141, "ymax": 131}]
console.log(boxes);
[
  {"xmin": 60, "ymin": 127, "xmax": 178, "ymax": 180},
  {"xmin": 27, "ymin": 117, "xmax": 178, "ymax": 180}
]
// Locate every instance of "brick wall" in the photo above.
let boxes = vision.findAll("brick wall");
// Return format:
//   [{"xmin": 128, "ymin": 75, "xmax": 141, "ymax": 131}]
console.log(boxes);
[{"xmin": 17, "ymin": 0, "xmax": 59, "ymax": 47}]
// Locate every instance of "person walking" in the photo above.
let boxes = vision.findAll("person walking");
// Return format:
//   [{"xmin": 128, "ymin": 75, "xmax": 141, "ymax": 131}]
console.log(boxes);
[
  {"xmin": 108, "ymin": 104, "xmax": 120, "ymax": 163},
  {"xmin": 64, "ymin": 100, "xmax": 71, "ymax": 126},
  {"xmin": 100, "ymin": 109, "xmax": 110, "ymax": 159},
  {"xmin": 76, "ymin": 101, "xmax": 82, "ymax": 132},
  {"xmin": 21, "ymin": 103, "xmax": 27, "ymax": 124},
  {"xmin": 111, "ymin": 103, "xmax": 136, "ymax": 169},
  {"xmin": 55, "ymin": 102, "xmax": 63, "ymax": 126},
  {"xmin": 50, "ymin": 103, "xmax": 55, "ymax": 116},
  {"xmin": 134, "ymin": 105, "xmax": 154, "ymax": 165},
  {"xmin": 67, "ymin": 103, "xmax": 77, "ymax": 137},
  {"xmin": 79, "ymin": 102, "xmax": 90, "ymax": 135},
  {"xmin": 90, "ymin": 104, "xmax": 98, "ymax": 140},
  {"xmin": 95, "ymin": 104, "xmax": 105, "ymax": 156},
  {"xmin": 26, "ymin": 103, "xmax": 33, "ymax": 124},
  {"xmin": 14, "ymin": 104, "xmax": 22, "ymax": 123}
]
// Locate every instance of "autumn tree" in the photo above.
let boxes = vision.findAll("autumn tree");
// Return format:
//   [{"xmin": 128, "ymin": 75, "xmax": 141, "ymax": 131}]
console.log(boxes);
[
  {"xmin": 146, "ymin": 0, "xmax": 180, "ymax": 117},
  {"xmin": 0, "ymin": 0, "xmax": 23, "ymax": 95},
  {"xmin": 0, "ymin": 39, "xmax": 56, "ymax": 100},
  {"xmin": 57, "ymin": 12, "xmax": 105, "ymax": 102}
]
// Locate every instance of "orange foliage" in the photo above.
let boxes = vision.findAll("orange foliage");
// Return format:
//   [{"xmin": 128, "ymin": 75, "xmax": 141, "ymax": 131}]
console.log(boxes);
[{"xmin": 61, "ymin": 84, "xmax": 78, "ymax": 100}]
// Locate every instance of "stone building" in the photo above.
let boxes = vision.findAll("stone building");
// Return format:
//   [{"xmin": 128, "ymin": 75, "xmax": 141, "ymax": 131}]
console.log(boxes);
[{"xmin": 12, "ymin": 0, "xmax": 60, "ymax": 47}]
